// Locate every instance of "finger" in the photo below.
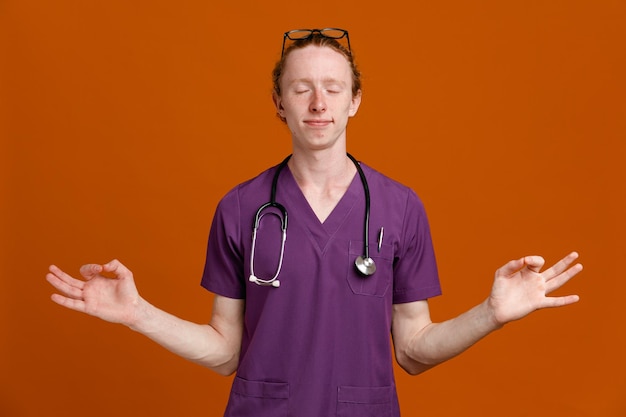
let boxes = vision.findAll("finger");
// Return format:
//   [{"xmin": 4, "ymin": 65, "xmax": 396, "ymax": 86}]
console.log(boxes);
[
  {"xmin": 540, "ymin": 294, "xmax": 580, "ymax": 309},
  {"xmin": 545, "ymin": 263, "xmax": 583, "ymax": 294},
  {"xmin": 542, "ymin": 252, "xmax": 580, "ymax": 281},
  {"xmin": 50, "ymin": 293, "xmax": 87, "ymax": 313},
  {"xmin": 46, "ymin": 272, "xmax": 84, "ymax": 300},
  {"xmin": 523, "ymin": 255, "xmax": 545, "ymax": 273},
  {"xmin": 48, "ymin": 265, "xmax": 85, "ymax": 290},
  {"xmin": 102, "ymin": 259, "xmax": 133, "ymax": 280},
  {"xmin": 495, "ymin": 257, "xmax": 525, "ymax": 278},
  {"xmin": 79, "ymin": 264, "xmax": 104, "ymax": 280}
]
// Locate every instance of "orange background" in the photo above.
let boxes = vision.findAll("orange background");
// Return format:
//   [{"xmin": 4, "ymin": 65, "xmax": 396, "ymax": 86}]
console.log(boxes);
[{"xmin": 2, "ymin": 1, "xmax": 625, "ymax": 416}]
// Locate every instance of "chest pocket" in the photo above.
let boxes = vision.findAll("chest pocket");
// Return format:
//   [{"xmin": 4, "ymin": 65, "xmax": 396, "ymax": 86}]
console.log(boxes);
[{"xmin": 346, "ymin": 241, "xmax": 393, "ymax": 297}]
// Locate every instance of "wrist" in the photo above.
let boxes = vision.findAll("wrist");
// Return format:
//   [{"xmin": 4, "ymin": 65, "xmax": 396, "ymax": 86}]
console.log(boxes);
[
  {"xmin": 126, "ymin": 296, "xmax": 151, "ymax": 332},
  {"xmin": 481, "ymin": 298, "xmax": 506, "ymax": 331}
]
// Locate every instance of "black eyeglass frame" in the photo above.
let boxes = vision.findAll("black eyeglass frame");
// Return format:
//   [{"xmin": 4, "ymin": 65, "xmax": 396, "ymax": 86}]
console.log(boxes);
[{"xmin": 281, "ymin": 28, "xmax": 351, "ymax": 58}]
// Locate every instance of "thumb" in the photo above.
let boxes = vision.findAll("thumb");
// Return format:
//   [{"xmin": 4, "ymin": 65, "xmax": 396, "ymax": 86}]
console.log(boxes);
[{"xmin": 496, "ymin": 257, "xmax": 525, "ymax": 278}]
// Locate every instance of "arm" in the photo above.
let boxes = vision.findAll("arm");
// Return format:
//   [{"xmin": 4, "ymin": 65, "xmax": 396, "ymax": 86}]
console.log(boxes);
[
  {"xmin": 46, "ymin": 259, "xmax": 244, "ymax": 376},
  {"xmin": 392, "ymin": 252, "xmax": 582, "ymax": 375}
]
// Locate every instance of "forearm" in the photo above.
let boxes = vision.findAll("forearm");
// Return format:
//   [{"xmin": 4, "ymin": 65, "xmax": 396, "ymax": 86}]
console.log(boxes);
[
  {"xmin": 400, "ymin": 299, "xmax": 502, "ymax": 374},
  {"xmin": 395, "ymin": 253, "xmax": 582, "ymax": 375},
  {"xmin": 128, "ymin": 297, "xmax": 240, "ymax": 375}
]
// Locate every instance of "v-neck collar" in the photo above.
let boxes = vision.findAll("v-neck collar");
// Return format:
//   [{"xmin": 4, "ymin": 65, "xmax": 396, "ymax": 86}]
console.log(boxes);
[{"xmin": 279, "ymin": 165, "xmax": 362, "ymax": 253}]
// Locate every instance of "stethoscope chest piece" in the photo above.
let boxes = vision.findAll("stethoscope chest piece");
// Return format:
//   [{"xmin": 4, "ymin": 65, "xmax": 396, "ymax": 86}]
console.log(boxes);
[{"xmin": 355, "ymin": 255, "xmax": 376, "ymax": 276}]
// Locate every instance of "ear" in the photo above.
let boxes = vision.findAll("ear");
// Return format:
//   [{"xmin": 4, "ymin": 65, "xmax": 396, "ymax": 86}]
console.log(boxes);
[
  {"xmin": 348, "ymin": 89, "xmax": 362, "ymax": 117},
  {"xmin": 272, "ymin": 91, "xmax": 285, "ymax": 119}
]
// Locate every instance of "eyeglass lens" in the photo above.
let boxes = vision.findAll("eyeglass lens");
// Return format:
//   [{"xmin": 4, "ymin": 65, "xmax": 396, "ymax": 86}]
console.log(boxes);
[
  {"xmin": 282, "ymin": 28, "xmax": 350, "ymax": 57},
  {"xmin": 286, "ymin": 28, "xmax": 347, "ymax": 40}
]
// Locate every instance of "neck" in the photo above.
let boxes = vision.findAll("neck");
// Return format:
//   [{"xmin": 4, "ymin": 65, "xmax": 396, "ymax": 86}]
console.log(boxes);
[
  {"xmin": 286, "ymin": 148, "xmax": 357, "ymax": 223},
  {"xmin": 288, "ymin": 149, "xmax": 355, "ymax": 189}
]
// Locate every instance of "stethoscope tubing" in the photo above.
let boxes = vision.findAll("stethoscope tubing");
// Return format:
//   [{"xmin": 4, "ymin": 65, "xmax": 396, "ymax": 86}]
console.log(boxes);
[
  {"xmin": 249, "ymin": 153, "xmax": 376, "ymax": 287},
  {"xmin": 347, "ymin": 153, "xmax": 371, "ymax": 260}
]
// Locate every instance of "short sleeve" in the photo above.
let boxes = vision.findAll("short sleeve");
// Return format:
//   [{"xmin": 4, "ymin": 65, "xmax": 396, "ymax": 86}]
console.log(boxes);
[
  {"xmin": 392, "ymin": 190, "xmax": 441, "ymax": 304},
  {"xmin": 201, "ymin": 188, "xmax": 246, "ymax": 299}
]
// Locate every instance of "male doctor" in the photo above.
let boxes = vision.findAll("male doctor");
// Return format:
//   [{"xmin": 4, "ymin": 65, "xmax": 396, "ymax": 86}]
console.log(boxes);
[{"xmin": 47, "ymin": 28, "xmax": 582, "ymax": 417}]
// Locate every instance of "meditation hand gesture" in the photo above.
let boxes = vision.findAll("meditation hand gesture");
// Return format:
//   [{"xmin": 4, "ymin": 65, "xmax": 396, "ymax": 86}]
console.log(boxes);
[
  {"xmin": 487, "ymin": 252, "xmax": 582, "ymax": 326},
  {"xmin": 46, "ymin": 259, "xmax": 141, "ymax": 327}
]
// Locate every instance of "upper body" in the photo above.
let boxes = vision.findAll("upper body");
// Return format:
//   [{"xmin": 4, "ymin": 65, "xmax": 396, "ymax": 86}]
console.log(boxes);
[
  {"xmin": 202, "ymin": 160, "xmax": 441, "ymax": 415},
  {"xmin": 46, "ymin": 28, "xmax": 583, "ymax": 417}
]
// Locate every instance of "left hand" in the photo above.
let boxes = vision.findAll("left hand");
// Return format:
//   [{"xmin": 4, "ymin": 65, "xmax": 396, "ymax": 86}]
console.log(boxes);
[{"xmin": 487, "ymin": 252, "xmax": 582, "ymax": 326}]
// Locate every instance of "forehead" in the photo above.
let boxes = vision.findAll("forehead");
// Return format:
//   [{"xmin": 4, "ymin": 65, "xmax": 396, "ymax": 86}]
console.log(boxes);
[{"xmin": 282, "ymin": 45, "xmax": 352, "ymax": 83}]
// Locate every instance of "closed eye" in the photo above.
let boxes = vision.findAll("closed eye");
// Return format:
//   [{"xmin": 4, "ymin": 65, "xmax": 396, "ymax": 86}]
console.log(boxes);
[{"xmin": 325, "ymin": 85, "xmax": 344, "ymax": 94}]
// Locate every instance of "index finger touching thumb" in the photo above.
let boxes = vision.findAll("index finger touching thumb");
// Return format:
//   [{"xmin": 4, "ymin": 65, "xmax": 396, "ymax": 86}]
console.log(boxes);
[
  {"xmin": 523, "ymin": 255, "xmax": 545, "ymax": 273},
  {"xmin": 102, "ymin": 259, "xmax": 133, "ymax": 279},
  {"xmin": 79, "ymin": 264, "xmax": 104, "ymax": 279}
]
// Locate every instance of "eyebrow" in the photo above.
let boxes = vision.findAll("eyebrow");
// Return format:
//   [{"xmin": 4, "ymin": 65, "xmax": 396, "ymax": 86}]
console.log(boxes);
[{"xmin": 287, "ymin": 77, "xmax": 348, "ymax": 87}]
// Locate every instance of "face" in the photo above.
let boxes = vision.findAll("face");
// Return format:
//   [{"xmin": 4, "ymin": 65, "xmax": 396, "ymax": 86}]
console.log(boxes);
[{"xmin": 273, "ymin": 45, "xmax": 362, "ymax": 154}]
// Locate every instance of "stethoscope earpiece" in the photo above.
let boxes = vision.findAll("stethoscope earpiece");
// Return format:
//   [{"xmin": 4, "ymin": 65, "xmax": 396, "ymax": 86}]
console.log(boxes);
[{"xmin": 249, "ymin": 275, "xmax": 281, "ymax": 287}]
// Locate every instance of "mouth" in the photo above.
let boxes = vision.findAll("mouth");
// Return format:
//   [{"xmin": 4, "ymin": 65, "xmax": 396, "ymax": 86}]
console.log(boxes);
[{"xmin": 304, "ymin": 119, "xmax": 333, "ymax": 128}]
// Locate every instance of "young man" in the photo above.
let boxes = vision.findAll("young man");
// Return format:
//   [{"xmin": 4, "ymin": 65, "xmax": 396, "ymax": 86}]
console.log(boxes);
[{"xmin": 46, "ymin": 29, "xmax": 582, "ymax": 417}]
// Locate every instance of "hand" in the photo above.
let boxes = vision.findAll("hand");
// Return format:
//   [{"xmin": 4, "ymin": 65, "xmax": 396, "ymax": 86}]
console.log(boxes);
[
  {"xmin": 46, "ymin": 259, "xmax": 142, "ymax": 326},
  {"xmin": 487, "ymin": 252, "xmax": 582, "ymax": 326}
]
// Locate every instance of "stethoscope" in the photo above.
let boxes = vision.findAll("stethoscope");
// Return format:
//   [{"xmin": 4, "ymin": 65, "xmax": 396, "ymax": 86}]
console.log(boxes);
[{"xmin": 249, "ymin": 153, "xmax": 377, "ymax": 288}]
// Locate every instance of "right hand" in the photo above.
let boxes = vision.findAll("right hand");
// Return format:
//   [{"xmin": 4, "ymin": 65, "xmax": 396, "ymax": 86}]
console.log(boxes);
[{"xmin": 46, "ymin": 259, "xmax": 142, "ymax": 326}]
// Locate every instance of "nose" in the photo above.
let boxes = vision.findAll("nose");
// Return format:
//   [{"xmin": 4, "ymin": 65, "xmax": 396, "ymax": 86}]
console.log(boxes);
[{"xmin": 309, "ymin": 90, "xmax": 326, "ymax": 113}]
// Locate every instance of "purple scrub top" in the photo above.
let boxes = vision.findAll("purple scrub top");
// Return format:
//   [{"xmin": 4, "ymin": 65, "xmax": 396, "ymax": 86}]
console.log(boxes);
[{"xmin": 202, "ymin": 160, "xmax": 441, "ymax": 417}]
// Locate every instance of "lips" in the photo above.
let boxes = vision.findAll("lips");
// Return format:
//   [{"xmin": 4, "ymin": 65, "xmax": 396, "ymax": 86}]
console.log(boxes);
[{"xmin": 304, "ymin": 119, "xmax": 333, "ymax": 127}]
